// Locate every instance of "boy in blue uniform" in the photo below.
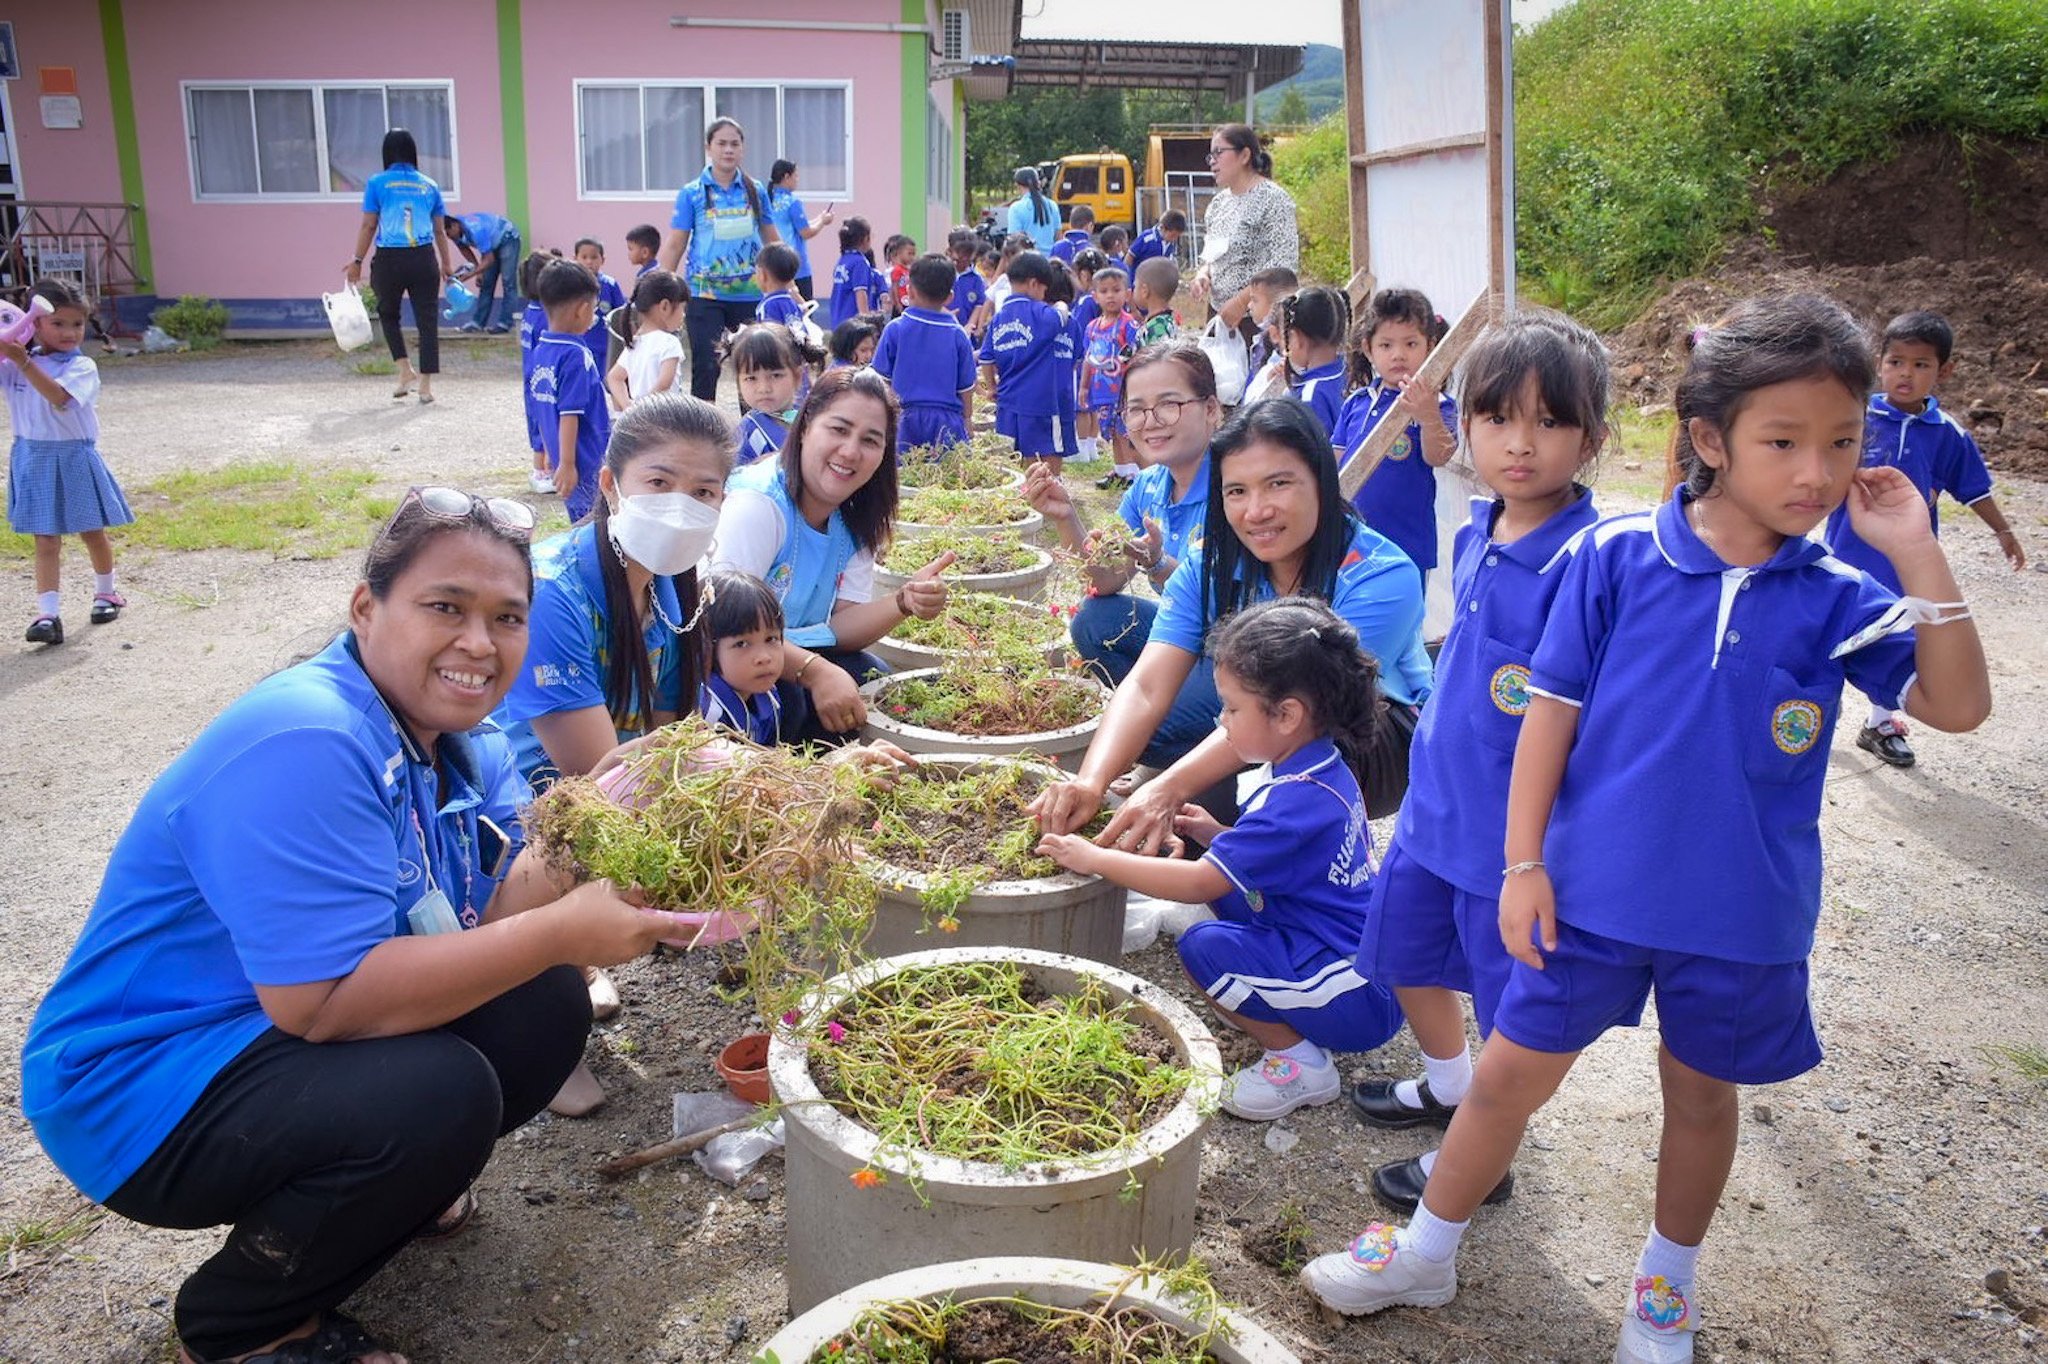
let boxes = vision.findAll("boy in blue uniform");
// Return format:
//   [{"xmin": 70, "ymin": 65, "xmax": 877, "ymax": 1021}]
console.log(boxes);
[
  {"xmin": 754, "ymin": 243, "xmax": 806, "ymax": 329},
  {"xmin": 1128, "ymin": 210, "xmax": 1186, "ymax": 270},
  {"xmin": 946, "ymin": 228, "xmax": 989, "ymax": 339},
  {"xmin": 625, "ymin": 223, "xmax": 662, "ymax": 279},
  {"xmin": 529, "ymin": 261, "xmax": 610, "ymax": 522},
  {"xmin": 517, "ymin": 251, "xmax": 556, "ymax": 495},
  {"xmin": 1334, "ymin": 289, "xmax": 1456, "ymax": 580},
  {"xmin": 977, "ymin": 252, "xmax": 1071, "ymax": 470},
  {"xmin": 1822, "ymin": 310, "xmax": 2024, "ymax": 766},
  {"xmin": 572, "ymin": 238, "xmax": 628, "ymax": 372},
  {"xmin": 1304, "ymin": 295, "xmax": 1992, "ymax": 1364},
  {"xmin": 1049, "ymin": 205, "xmax": 1094, "ymax": 264},
  {"xmin": 873, "ymin": 254, "xmax": 976, "ymax": 453},
  {"xmin": 1039, "ymin": 598, "xmax": 1403, "ymax": 1121}
]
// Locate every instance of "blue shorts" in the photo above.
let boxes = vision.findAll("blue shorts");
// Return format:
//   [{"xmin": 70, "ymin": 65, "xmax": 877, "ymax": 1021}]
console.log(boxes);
[
  {"xmin": 1491, "ymin": 920, "xmax": 1823, "ymax": 1085},
  {"xmin": 898, "ymin": 402, "xmax": 969, "ymax": 453},
  {"xmin": 997, "ymin": 407, "xmax": 1074, "ymax": 459},
  {"xmin": 1179, "ymin": 919, "xmax": 1405, "ymax": 1054},
  {"xmin": 1354, "ymin": 842, "xmax": 1511, "ymax": 1038}
]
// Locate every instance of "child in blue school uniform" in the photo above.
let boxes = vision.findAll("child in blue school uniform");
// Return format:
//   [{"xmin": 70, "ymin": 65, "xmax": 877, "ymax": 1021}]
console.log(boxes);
[
  {"xmin": 1303, "ymin": 294, "xmax": 1993, "ymax": 1364},
  {"xmin": 572, "ymin": 237, "xmax": 629, "ymax": 373},
  {"xmin": 2, "ymin": 278, "xmax": 133, "ymax": 645},
  {"xmin": 517, "ymin": 251, "xmax": 558, "ymax": 495},
  {"xmin": 698, "ymin": 568, "xmax": 787, "ymax": 746},
  {"xmin": 872, "ymin": 254, "xmax": 976, "ymax": 454},
  {"xmin": 1283, "ymin": 286, "xmax": 1351, "ymax": 443},
  {"xmin": 1039, "ymin": 596, "xmax": 1404, "ymax": 1121},
  {"xmin": 1348, "ymin": 311, "xmax": 1610, "ymax": 1219},
  {"xmin": 754, "ymin": 243, "xmax": 807, "ymax": 330},
  {"xmin": 1049, "ymin": 205, "xmax": 1094, "ymax": 264},
  {"xmin": 1332, "ymin": 288, "xmax": 1457, "ymax": 581},
  {"xmin": 529, "ymin": 260, "xmax": 611, "ymax": 522},
  {"xmin": 1821, "ymin": 309, "xmax": 2025, "ymax": 768},
  {"xmin": 1063, "ymin": 250, "xmax": 1106, "ymax": 466},
  {"xmin": 946, "ymin": 228, "xmax": 989, "ymax": 339},
  {"xmin": 1127, "ymin": 210, "xmax": 1186, "ymax": 270},
  {"xmin": 730, "ymin": 324, "xmax": 812, "ymax": 466},
  {"xmin": 828, "ymin": 314, "xmax": 883, "ymax": 370},
  {"xmin": 978, "ymin": 251, "xmax": 1073, "ymax": 470},
  {"xmin": 827, "ymin": 217, "xmax": 884, "ymax": 330}
]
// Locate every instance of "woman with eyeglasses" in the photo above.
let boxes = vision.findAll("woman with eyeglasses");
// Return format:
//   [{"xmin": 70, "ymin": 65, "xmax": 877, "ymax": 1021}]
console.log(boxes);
[
  {"xmin": 1024, "ymin": 341, "xmax": 1224, "ymax": 764},
  {"xmin": 22, "ymin": 487, "xmax": 688, "ymax": 1364},
  {"xmin": 1034, "ymin": 396, "xmax": 1433, "ymax": 848},
  {"xmin": 1190, "ymin": 124, "xmax": 1300, "ymax": 331}
]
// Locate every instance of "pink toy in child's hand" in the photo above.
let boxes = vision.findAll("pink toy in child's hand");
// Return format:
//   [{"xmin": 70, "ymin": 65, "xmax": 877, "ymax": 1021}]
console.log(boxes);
[{"xmin": 0, "ymin": 296, "xmax": 54, "ymax": 348}]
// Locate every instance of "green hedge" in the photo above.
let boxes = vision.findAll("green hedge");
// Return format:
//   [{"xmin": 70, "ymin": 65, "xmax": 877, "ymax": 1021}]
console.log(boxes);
[{"xmin": 1517, "ymin": 0, "xmax": 2048, "ymax": 325}]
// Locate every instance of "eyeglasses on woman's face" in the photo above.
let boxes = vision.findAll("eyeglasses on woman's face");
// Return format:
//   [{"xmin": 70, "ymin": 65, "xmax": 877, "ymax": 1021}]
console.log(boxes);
[{"xmin": 1122, "ymin": 397, "xmax": 1194, "ymax": 428}]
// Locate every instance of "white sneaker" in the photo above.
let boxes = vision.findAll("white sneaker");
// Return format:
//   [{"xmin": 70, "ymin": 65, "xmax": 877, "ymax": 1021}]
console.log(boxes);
[
  {"xmin": 529, "ymin": 471, "xmax": 556, "ymax": 495},
  {"xmin": 1614, "ymin": 1275, "xmax": 1699, "ymax": 1363},
  {"xmin": 1222, "ymin": 1052, "xmax": 1340, "ymax": 1120},
  {"xmin": 1300, "ymin": 1223, "xmax": 1458, "ymax": 1315}
]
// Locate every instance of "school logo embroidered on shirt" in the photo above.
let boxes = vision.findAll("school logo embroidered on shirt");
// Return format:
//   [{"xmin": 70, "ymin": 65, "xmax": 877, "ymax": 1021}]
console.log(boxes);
[
  {"xmin": 1489, "ymin": 663, "xmax": 1532, "ymax": 715},
  {"xmin": 1387, "ymin": 431, "xmax": 1413, "ymax": 461},
  {"xmin": 1771, "ymin": 699, "xmax": 1823, "ymax": 755}
]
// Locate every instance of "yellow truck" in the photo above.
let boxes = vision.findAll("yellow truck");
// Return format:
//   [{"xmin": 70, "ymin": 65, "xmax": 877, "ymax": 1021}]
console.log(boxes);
[{"xmin": 1034, "ymin": 151, "xmax": 1136, "ymax": 230}]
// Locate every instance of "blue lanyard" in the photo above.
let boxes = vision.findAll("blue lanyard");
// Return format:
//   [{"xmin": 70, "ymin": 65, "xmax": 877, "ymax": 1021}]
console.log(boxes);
[{"xmin": 409, "ymin": 800, "xmax": 477, "ymax": 927}]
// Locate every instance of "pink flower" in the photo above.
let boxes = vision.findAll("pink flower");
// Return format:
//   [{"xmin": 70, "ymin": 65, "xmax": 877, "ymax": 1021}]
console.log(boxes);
[
  {"xmin": 782, "ymin": 1010, "xmax": 801, "ymax": 1026},
  {"xmin": 826, "ymin": 1021, "xmax": 847, "ymax": 1042}
]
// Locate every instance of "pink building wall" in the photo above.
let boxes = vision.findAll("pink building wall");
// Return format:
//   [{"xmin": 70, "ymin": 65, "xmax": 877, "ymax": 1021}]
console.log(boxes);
[
  {"xmin": 120, "ymin": 0, "xmax": 505, "ymax": 301},
  {"xmin": 6, "ymin": 8, "xmax": 123, "ymax": 206}
]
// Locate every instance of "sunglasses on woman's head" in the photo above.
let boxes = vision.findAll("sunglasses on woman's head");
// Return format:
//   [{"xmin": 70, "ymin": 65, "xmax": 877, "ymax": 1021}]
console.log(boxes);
[{"xmin": 403, "ymin": 486, "xmax": 537, "ymax": 539}]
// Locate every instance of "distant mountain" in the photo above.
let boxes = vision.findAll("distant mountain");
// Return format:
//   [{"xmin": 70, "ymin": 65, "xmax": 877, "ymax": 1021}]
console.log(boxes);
[{"xmin": 1255, "ymin": 43, "xmax": 1344, "ymax": 124}]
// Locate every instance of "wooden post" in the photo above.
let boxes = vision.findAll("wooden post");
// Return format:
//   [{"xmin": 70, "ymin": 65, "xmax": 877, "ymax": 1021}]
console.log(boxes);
[
  {"xmin": 1341, "ymin": 0, "xmax": 1369, "ymax": 290},
  {"xmin": 1338, "ymin": 291, "xmax": 1496, "ymax": 502},
  {"xmin": 1484, "ymin": 0, "xmax": 1511, "ymax": 304}
]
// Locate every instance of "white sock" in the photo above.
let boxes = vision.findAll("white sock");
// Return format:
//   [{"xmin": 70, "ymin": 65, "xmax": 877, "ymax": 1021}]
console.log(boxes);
[
  {"xmin": 94, "ymin": 571, "xmax": 116, "ymax": 595},
  {"xmin": 1275, "ymin": 1038, "xmax": 1330, "ymax": 1069},
  {"xmin": 1637, "ymin": 1226, "xmax": 1701, "ymax": 1285},
  {"xmin": 1392, "ymin": 1043, "xmax": 1473, "ymax": 1109},
  {"xmin": 1114, "ymin": 461, "xmax": 1140, "ymax": 477},
  {"xmin": 1416, "ymin": 1147, "xmax": 1439, "ymax": 1177},
  {"xmin": 37, "ymin": 590, "xmax": 60, "ymax": 617},
  {"xmin": 1404, "ymin": 1203, "xmax": 1468, "ymax": 1263},
  {"xmin": 1867, "ymin": 701, "xmax": 1894, "ymax": 731}
]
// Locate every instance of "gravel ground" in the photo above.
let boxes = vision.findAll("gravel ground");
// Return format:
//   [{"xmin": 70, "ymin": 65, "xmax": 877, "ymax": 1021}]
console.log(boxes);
[{"xmin": 1, "ymin": 341, "xmax": 2045, "ymax": 1363}]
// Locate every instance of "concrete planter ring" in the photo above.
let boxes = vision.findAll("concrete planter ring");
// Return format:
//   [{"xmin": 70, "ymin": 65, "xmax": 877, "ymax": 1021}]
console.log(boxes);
[
  {"xmin": 849, "ymin": 751, "xmax": 1125, "ymax": 962},
  {"xmin": 873, "ymin": 542, "xmax": 1054, "ymax": 603},
  {"xmin": 869, "ymin": 595, "xmax": 1072, "ymax": 674},
  {"xmin": 769, "ymin": 946, "xmax": 1224, "ymax": 1312},
  {"xmin": 751, "ymin": 1256, "xmax": 1300, "ymax": 1363},
  {"xmin": 856, "ymin": 672, "xmax": 1104, "ymax": 770},
  {"xmin": 894, "ymin": 507, "xmax": 1046, "ymax": 543}
]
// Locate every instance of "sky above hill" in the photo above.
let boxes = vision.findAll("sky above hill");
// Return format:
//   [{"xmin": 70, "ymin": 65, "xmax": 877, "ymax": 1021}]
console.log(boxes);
[{"xmin": 1020, "ymin": 0, "xmax": 1572, "ymax": 46}]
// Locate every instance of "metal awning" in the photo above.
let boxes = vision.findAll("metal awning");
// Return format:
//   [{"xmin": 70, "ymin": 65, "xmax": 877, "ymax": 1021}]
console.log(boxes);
[{"xmin": 1009, "ymin": 37, "xmax": 1303, "ymax": 97}]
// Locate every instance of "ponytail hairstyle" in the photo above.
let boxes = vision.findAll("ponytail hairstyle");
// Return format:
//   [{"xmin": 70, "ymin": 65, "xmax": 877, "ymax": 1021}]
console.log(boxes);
[
  {"xmin": 1212, "ymin": 123, "xmax": 1273, "ymax": 178},
  {"xmin": 1206, "ymin": 596, "xmax": 1382, "ymax": 792},
  {"xmin": 1346, "ymin": 286, "xmax": 1444, "ymax": 389},
  {"xmin": 702, "ymin": 567, "xmax": 785, "ymax": 648},
  {"xmin": 1279, "ymin": 285, "xmax": 1352, "ymax": 384},
  {"xmin": 589, "ymin": 392, "xmax": 737, "ymax": 732},
  {"xmin": 726, "ymin": 320, "xmax": 821, "ymax": 379},
  {"xmin": 618, "ymin": 268, "xmax": 689, "ymax": 351},
  {"xmin": 701, "ymin": 117, "xmax": 765, "ymax": 222},
  {"xmin": 768, "ymin": 158, "xmax": 798, "ymax": 189},
  {"xmin": 781, "ymin": 365, "xmax": 901, "ymax": 555},
  {"xmin": 1044, "ymin": 258, "xmax": 1077, "ymax": 308},
  {"xmin": 839, "ymin": 215, "xmax": 874, "ymax": 260},
  {"xmin": 1202, "ymin": 397, "xmax": 1357, "ymax": 624},
  {"xmin": 1673, "ymin": 293, "xmax": 1873, "ymax": 497},
  {"xmin": 1014, "ymin": 167, "xmax": 1052, "ymax": 227}
]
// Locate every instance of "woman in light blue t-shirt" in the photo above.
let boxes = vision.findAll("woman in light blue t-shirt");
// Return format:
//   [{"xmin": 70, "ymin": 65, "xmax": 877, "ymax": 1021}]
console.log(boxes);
[
  {"xmin": 767, "ymin": 157, "xmax": 837, "ymax": 302},
  {"xmin": 1006, "ymin": 167, "xmax": 1059, "ymax": 252},
  {"xmin": 345, "ymin": 128, "xmax": 456, "ymax": 402}
]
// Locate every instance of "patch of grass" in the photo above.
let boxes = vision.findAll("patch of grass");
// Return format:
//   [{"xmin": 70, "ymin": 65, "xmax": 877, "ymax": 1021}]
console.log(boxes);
[
  {"xmin": 1984, "ymin": 1043, "xmax": 2048, "ymax": 1086},
  {"xmin": 0, "ymin": 461, "xmax": 397, "ymax": 561},
  {"xmin": 1596, "ymin": 406, "xmax": 1680, "ymax": 510},
  {"xmin": 352, "ymin": 355, "xmax": 397, "ymax": 376},
  {"xmin": 3, "ymin": 1205, "xmax": 105, "ymax": 1281}
]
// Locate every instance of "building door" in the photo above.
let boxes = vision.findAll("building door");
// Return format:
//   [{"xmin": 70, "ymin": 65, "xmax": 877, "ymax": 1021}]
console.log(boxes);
[{"xmin": 0, "ymin": 82, "xmax": 20, "ymax": 295}]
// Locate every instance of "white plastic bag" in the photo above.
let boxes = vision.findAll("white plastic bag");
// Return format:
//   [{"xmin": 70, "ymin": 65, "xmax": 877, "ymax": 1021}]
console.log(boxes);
[
  {"xmin": 1199, "ymin": 314, "xmax": 1248, "ymax": 406},
  {"xmin": 323, "ymin": 278, "xmax": 373, "ymax": 352}
]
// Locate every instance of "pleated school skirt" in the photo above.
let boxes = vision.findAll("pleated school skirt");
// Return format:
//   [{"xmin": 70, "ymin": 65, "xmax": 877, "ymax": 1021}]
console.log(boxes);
[{"xmin": 8, "ymin": 436, "xmax": 135, "ymax": 535}]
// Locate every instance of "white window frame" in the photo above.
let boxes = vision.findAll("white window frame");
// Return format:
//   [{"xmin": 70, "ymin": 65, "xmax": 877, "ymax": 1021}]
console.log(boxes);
[
  {"xmin": 180, "ymin": 79, "xmax": 461, "ymax": 204},
  {"xmin": 573, "ymin": 79, "xmax": 853, "ymax": 202},
  {"xmin": 925, "ymin": 94, "xmax": 953, "ymax": 207}
]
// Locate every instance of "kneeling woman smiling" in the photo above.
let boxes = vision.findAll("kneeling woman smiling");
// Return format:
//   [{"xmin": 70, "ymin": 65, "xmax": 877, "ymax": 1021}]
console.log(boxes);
[{"xmin": 22, "ymin": 490, "xmax": 689, "ymax": 1364}]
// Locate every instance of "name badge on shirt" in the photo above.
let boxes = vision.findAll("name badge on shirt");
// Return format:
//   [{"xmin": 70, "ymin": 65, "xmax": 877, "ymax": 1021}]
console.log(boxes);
[
  {"xmin": 711, "ymin": 209, "xmax": 755, "ymax": 241},
  {"xmin": 407, "ymin": 887, "xmax": 464, "ymax": 936}
]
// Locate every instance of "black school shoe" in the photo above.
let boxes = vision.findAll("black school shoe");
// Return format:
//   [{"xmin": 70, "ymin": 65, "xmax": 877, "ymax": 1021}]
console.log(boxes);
[
  {"xmin": 24, "ymin": 615, "xmax": 62, "ymax": 645},
  {"xmin": 1351, "ymin": 1077, "xmax": 1459, "ymax": 1129},
  {"xmin": 1371, "ymin": 1155, "xmax": 1515, "ymax": 1214},
  {"xmin": 1857, "ymin": 724, "xmax": 1915, "ymax": 768}
]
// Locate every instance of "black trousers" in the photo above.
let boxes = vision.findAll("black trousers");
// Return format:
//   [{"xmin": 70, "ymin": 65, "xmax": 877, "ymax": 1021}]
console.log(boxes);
[
  {"xmin": 795, "ymin": 274, "xmax": 815, "ymax": 302},
  {"xmin": 685, "ymin": 296, "xmax": 763, "ymax": 400},
  {"xmin": 104, "ymin": 965, "xmax": 588, "ymax": 1360},
  {"xmin": 369, "ymin": 243, "xmax": 442, "ymax": 373}
]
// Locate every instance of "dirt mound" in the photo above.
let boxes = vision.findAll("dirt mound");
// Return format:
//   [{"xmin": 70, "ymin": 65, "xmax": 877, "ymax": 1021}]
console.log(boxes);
[{"xmin": 1609, "ymin": 136, "xmax": 2048, "ymax": 478}]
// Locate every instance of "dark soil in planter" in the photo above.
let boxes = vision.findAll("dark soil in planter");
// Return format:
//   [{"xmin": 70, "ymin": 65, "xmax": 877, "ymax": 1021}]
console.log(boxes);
[
  {"xmin": 816, "ymin": 1299, "xmax": 1210, "ymax": 1363},
  {"xmin": 864, "ymin": 763, "xmax": 1063, "ymax": 885}
]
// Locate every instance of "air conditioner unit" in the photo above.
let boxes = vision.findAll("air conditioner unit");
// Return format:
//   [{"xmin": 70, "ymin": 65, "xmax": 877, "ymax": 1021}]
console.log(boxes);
[{"xmin": 941, "ymin": 8, "xmax": 971, "ymax": 62}]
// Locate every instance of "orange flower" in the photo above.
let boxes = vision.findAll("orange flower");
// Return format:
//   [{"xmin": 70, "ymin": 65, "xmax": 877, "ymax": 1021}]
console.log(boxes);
[
  {"xmin": 937, "ymin": 916, "xmax": 961, "ymax": 933},
  {"xmin": 850, "ymin": 1168, "xmax": 886, "ymax": 1189}
]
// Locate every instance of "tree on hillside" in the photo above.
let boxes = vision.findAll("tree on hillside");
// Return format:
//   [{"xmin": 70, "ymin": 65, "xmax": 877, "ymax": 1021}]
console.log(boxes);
[{"xmin": 1274, "ymin": 86, "xmax": 1310, "ymax": 126}]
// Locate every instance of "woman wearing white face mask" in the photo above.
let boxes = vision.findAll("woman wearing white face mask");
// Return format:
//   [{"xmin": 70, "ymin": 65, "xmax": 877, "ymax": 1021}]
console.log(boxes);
[{"xmin": 494, "ymin": 392, "xmax": 731, "ymax": 1115}]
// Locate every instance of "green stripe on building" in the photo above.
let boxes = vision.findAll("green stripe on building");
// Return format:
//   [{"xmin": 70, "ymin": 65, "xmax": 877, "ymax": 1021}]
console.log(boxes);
[
  {"xmin": 496, "ymin": 0, "xmax": 530, "ymax": 233},
  {"xmin": 900, "ymin": 0, "xmax": 927, "ymax": 236},
  {"xmin": 98, "ymin": 0, "xmax": 151, "ymax": 284}
]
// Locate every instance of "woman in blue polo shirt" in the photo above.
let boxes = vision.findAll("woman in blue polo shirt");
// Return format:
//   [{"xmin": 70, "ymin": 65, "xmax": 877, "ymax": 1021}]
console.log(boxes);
[
  {"xmin": 712, "ymin": 366, "xmax": 953, "ymax": 740},
  {"xmin": 660, "ymin": 117, "xmax": 782, "ymax": 402},
  {"xmin": 1035, "ymin": 396, "xmax": 1432, "ymax": 844},
  {"xmin": 345, "ymin": 128, "xmax": 456, "ymax": 403},
  {"xmin": 767, "ymin": 158, "xmax": 836, "ymax": 302},
  {"xmin": 1025, "ymin": 340, "xmax": 1222, "ymax": 762},
  {"xmin": 1006, "ymin": 167, "xmax": 1059, "ymax": 252},
  {"xmin": 21, "ymin": 491, "xmax": 688, "ymax": 1364}
]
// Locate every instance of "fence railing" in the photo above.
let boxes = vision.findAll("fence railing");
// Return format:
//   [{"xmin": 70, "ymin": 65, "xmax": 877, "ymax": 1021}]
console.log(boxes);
[{"xmin": 0, "ymin": 201, "xmax": 148, "ymax": 336}]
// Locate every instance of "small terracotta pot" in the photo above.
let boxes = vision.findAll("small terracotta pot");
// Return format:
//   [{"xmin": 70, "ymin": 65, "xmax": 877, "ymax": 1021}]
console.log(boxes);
[{"xmin": 715, "ymin": 1032, "xmax": 772, "ymax": 1104}]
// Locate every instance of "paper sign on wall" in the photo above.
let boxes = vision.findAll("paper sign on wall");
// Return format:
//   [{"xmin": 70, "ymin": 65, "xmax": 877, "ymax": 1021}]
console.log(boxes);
[{"xmin": 41, "ymin": 96, "xmax": 82, "ymax": 130}]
